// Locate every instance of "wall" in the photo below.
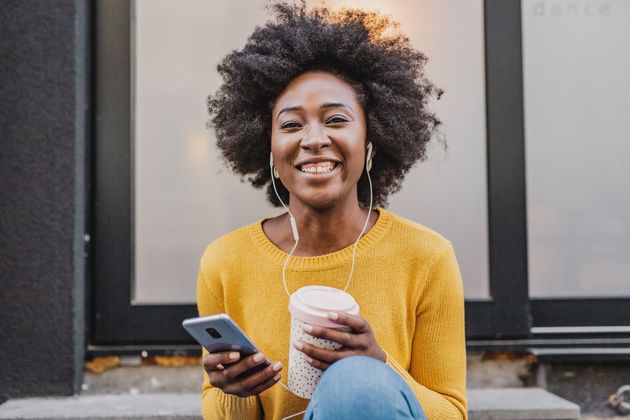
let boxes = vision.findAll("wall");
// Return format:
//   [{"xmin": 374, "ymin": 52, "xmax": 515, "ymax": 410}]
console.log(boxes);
[{"xmin": 0, "ymin": 0, "xmax": 89, "ymax": 401}]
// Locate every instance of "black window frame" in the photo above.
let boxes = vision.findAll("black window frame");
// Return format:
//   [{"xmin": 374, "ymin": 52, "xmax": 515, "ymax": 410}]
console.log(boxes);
[{"xmin": 90, "ymin": 0, "xmax": 630, "ymax": 357}]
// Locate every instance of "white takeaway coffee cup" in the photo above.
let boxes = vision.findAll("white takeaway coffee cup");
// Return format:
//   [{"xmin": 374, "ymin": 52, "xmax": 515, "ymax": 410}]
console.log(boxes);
[{"xmin": 287, "ymin": 285, "xmax": 360, "ymax": 399}]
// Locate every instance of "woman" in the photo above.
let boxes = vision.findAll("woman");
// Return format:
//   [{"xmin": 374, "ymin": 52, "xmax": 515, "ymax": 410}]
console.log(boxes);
[{"xmin": 199, "ymin": 2, "xmax": 467, "ymax": 419}]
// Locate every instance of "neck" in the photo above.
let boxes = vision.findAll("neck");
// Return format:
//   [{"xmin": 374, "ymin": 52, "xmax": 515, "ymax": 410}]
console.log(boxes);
[{"xmin": 285, "ymin": 195, "xmax": 373, "ymax": 257}]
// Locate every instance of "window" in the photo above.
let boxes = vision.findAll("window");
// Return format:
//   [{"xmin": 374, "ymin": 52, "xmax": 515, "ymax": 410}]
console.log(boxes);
[{"xmin": 92, "ymin": 0, "xmax": 630, "ymax": 354}]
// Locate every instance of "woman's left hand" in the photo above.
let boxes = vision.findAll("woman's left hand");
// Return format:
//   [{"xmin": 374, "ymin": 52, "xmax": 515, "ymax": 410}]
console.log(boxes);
[{"xmin": 293, "ymin": 312, "xmax": 386, "ymax": 371}]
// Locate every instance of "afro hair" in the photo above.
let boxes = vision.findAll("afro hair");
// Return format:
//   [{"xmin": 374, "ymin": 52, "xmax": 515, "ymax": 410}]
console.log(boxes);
[{"xmin": 206, "ymin": 0, "xmax": 444, "ymax": 207}]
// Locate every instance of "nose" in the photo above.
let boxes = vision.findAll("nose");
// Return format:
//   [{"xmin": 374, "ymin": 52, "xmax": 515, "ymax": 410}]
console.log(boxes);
[{"xmin": 300, "ymin": 122, "xmax": 331, "ymax": 152}]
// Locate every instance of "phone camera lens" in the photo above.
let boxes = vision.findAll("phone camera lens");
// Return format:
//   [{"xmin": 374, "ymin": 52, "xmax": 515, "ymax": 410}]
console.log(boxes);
[{"xmin": 206, "ymin": 327, "xmax": 222, "ymax": 339}]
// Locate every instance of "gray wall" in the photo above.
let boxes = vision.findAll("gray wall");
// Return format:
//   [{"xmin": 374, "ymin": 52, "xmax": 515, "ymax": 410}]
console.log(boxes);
[{"xmin": 0, "ymin": 0, "xmax": 89, "ymax": 401}]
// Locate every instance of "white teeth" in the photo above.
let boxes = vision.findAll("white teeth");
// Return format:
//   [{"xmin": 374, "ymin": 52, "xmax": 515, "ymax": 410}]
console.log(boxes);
[{"xmin": 300, "ymin": 162, "xmax": 337, "ymax": 174}]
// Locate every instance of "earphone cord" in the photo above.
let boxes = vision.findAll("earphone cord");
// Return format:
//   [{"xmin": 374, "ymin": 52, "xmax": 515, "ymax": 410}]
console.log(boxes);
[
  {"xmin": 271, "ymin": 169, "xmax": 373, "ymax": 297},
  {"xmin": 270, "ymin": 167, "xmax": 303, "ymax": 419},
  {"xmin": 270, "ymin": 159, "xmax": 373, "ymax": 420}
]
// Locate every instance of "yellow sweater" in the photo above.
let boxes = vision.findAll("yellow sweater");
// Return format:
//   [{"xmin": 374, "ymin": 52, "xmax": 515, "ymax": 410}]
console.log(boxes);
[{"xmin": 197, "ymin": 208, "xmax": 467, "ymax": 420}]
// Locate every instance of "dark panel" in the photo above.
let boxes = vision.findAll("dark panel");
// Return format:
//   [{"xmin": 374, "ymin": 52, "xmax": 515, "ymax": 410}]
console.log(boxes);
[
  {"xmin": 532, "ymin": 299, "xmax": 630, "ymax": 327},
  {"xmin": 92, "ymin": 1, "xmax": 197, "ymax": 345},
  {"xmin": 483, "ymin": 0, "xmax": 531, "ymax": 337},
  {"xmin": 0, "ymin": 0, "xmax": 90, "ymax": 400},
  {"xmin": 94, "ymin": 305, "xmax": 197, "ymax": 345},
  {"xmin": 465, "ymin": 300, "xmax": 530, "ymax": 339},
  {"xmin": 92, "ymin": 0, "xmax": 133, "ymax": 344}
]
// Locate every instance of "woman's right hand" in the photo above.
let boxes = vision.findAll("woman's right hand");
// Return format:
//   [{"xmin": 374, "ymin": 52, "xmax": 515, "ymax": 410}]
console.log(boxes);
[{"xmin": 203, "ymin": 351, "xmax": 283, "ymax": 398}]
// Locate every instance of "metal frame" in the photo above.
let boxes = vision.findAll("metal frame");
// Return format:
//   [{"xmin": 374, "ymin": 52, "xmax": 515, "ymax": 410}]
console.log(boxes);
[
  {"xmin": 91, "ymin": 0, "xmax": 629, "ymax": 352},
  {"xmin": 92, "ymin": 1, "xmax": 196, "ymax": 345},
  {"xmin": 467, "ymin": 0, "xmax": 531, "ymax": 338}
]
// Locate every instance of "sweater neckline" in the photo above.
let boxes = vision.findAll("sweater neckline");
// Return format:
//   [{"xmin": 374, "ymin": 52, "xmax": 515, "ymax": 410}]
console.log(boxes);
[{"xmin": 249, "ymin": 207, "xmax": 393, "ymax": 271}]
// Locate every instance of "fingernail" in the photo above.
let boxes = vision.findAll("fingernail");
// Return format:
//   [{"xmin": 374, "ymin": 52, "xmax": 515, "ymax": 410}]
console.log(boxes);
[
  {"xmin": 273, "ymin": 373, "xmax": 281, "ymax": 381},
  {"xmin": 216, "ymin": 364, "xmax": 224, "ymax": 370},
  {"xmin": 327, "ymin": 312, "xmax": 339, "ymax": 320},
  {"xmin": 294, "ymin": 341, "xmax": 303, "ymax": 351},
  {"xmin": 272, "ymin": 362, "xmax": 282, "ymax": 372},
  {"xmin": 229, "ymin": 352, "xmax": 240, "ymax": 360},
  {"xmin": 304, "ymin": 355, "xmax": 313, "ymax": 363},
  {"xmin": 253, "ymin": 353, "xmax": 264, "ymax": 363},
  {"xmin": 302, "ymin": 324, "xmax": 313, "ymax": 333}
]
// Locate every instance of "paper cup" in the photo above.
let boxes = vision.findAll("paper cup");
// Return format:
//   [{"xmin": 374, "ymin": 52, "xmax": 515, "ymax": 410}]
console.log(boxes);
[{"xmin": 287, "ymin": 286, "xmax": 360, "ymax": 399}]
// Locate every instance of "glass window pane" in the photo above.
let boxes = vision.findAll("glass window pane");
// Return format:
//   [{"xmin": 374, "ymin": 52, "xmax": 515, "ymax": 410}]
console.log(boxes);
[
  {"xmin": 383, "ymin": 0, "xmax": 489, "ymax": 300},
  {"xmin": 133, "ymin": 0, "xmax": 489, "ymax": 303},
  {"xmin": 133, "ymin": 0, "xmax": 279, "ymax": 304},
  {"xmin": 523, "ymin": 0, "xmax": 630, "ymax": 298}
]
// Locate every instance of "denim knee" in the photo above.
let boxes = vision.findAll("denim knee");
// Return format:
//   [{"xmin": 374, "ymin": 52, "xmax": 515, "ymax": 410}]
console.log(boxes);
[
  {"xmin": 318, "ymin": 356, "xmax": 400, "ymax": 401},
  {"xmin": 306, "ymin": 356, "xmax": 426, "ymax": 420},
  {"xmin": 321, "ymin": 355, "xmax": 385, "ymax": 393}
]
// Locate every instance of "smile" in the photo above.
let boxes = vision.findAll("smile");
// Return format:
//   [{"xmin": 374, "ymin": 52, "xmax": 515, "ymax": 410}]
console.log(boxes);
[{"xmin": 298, "ymin": 161, "xmax": 340, "ymax": 175}]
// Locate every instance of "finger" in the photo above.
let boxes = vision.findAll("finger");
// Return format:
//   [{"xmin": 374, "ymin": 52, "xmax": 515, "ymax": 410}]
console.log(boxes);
[
  {"xmin": 327, "ymin": 312, "xmax": 369, "ymax": 333},
  {"xmin": 302, "ymin": 324, "xmax": 362, "ymax": 349},
  {"xmin": 294, "ymin": 340, "xmax": 343, "ymax": 365},
  {"xmin": 203, "ymin": 351, "xmax": 242, "ymax": 372},
  {"xmin": 247, "ymin": 370, "xmax": 283, "ymax": 396},
  {"xmin": 236, "ymin": 361, "xmax": 282, "ymax": 391},
  {"xmin": 302, "ymin": 353, "xmax": 332, "ymax": 371},
  {"xmin": 220, "ymin": 352, "xmax": 268, "ymax": 382},
  {"xmin": 223, "ymin": 361, "xmax": 283, "ymax": 397}
]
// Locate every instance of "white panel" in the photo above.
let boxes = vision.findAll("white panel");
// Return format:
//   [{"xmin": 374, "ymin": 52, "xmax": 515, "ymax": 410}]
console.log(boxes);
[
  {"xmin": 134, "ymin": 0, "xmax": 489, "ymax": 303},
  {"xmin": 133, "ymin": 0, "xmax": 278, "ymax": 304},
  {"xmin": 381, "ymin": 0, "xmax": 489, "ymax": 300},
  {"xmin": 522, "ymin": 0, "xmax": 630, "ymax": 297}
]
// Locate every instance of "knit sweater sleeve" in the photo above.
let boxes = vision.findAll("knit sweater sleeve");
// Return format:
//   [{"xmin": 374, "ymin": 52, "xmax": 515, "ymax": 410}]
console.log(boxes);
[
  {"xmin": 197, "ymin": 250, "xmax": 263, "ymax": 420},
  {"xmin": 384, "ymin": 241, "xmax": 468, "ymax": 420}
]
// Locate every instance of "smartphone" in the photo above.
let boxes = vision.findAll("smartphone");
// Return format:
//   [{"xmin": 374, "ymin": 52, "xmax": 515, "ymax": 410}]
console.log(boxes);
[{"xmin": 182, "ymin": 313, "xmax": 271, "ymax": 377}]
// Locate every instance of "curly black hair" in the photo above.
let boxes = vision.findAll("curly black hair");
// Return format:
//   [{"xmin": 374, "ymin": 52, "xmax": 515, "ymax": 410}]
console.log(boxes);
[{"xmin": 206, "ymin": 0, "xmax": 444, "ymax": 208}]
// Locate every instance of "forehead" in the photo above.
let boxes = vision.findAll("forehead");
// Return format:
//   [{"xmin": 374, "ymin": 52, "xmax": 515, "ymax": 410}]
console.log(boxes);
[{"xmin": 273, "ymin": 71, "xmax": 360, "ymax": 113}]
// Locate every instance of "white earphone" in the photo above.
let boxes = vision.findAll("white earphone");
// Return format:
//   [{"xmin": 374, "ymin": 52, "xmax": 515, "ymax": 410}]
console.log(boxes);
[
  {"xmin": 269, "ymin": 142, "xmax": 374, "ymax": 295},
  {"xmin": 270, "ymin": 144, "xmax": 375, "ymax": 418},
  {"xmin": 270, "ymin": 152, "xmax": 299, "ymax": 241}
]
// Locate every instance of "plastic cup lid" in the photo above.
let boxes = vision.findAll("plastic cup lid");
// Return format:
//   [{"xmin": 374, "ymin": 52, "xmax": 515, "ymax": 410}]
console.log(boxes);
[{"xmin": 288, "ymin": 285, "xmax": 359, "ymax": 328}]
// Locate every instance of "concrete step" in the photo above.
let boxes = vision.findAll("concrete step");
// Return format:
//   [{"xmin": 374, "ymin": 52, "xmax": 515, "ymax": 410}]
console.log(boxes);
[
  {"xmin": 0, "ymin": 388, "xmax": 581, "ymax": 419},
  {"xmin": 0, "ymin": 393, "xmax": 200, "ymax": 420},
  {"xmin": 468, "ymin": 388, "xmax": 581, "ymax": 419}
]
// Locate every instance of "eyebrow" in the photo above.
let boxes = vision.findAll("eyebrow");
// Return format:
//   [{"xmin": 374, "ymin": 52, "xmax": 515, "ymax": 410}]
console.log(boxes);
[{"xmin": 276, "ymin": 102, "xmax": 353, "ymax": 121}]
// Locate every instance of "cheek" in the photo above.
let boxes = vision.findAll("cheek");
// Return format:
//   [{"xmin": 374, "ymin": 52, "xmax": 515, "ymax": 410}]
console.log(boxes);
[
  {"xmin": 270, "ymin": 140, "xmax": 287, "ymax": 166},
  {"xmin": 341, "ymin": 157, "xmax": 365, "ymax": 184},
  {"xmin": 347, "ymin": 145, "xmax": 367, "ymax": 173}
]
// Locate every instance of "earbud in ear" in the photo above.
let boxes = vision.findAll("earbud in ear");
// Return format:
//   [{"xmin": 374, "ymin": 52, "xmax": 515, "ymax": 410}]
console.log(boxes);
[
  {"xmin": 269, "ymin": 152, "xmax": 279, "ymax": 178},
  {"xmin": 366, "ymin": 142, "xmax": 374, "ymax": 172}
]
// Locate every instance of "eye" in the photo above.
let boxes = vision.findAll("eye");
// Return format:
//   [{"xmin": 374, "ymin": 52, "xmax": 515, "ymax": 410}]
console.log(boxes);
[
  {"xmin": 327, "ymin": 116, "xmax": 349, "ymax": 124},
  {"xmin": 280, "ymin": 121, "xmax": 301, "ymax": 129}
]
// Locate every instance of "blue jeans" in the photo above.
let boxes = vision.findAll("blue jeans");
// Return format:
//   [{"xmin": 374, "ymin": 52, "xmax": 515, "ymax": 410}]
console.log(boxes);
[{"xmin": 304, "ymin": 356, "xmax": 427, "ymax": 420}]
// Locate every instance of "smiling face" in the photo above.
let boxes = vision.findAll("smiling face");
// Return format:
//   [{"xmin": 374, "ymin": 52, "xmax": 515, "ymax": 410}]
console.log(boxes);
[{"xmin": 271, "ymin": 71, "xmax": 368, "ymax": 210}]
